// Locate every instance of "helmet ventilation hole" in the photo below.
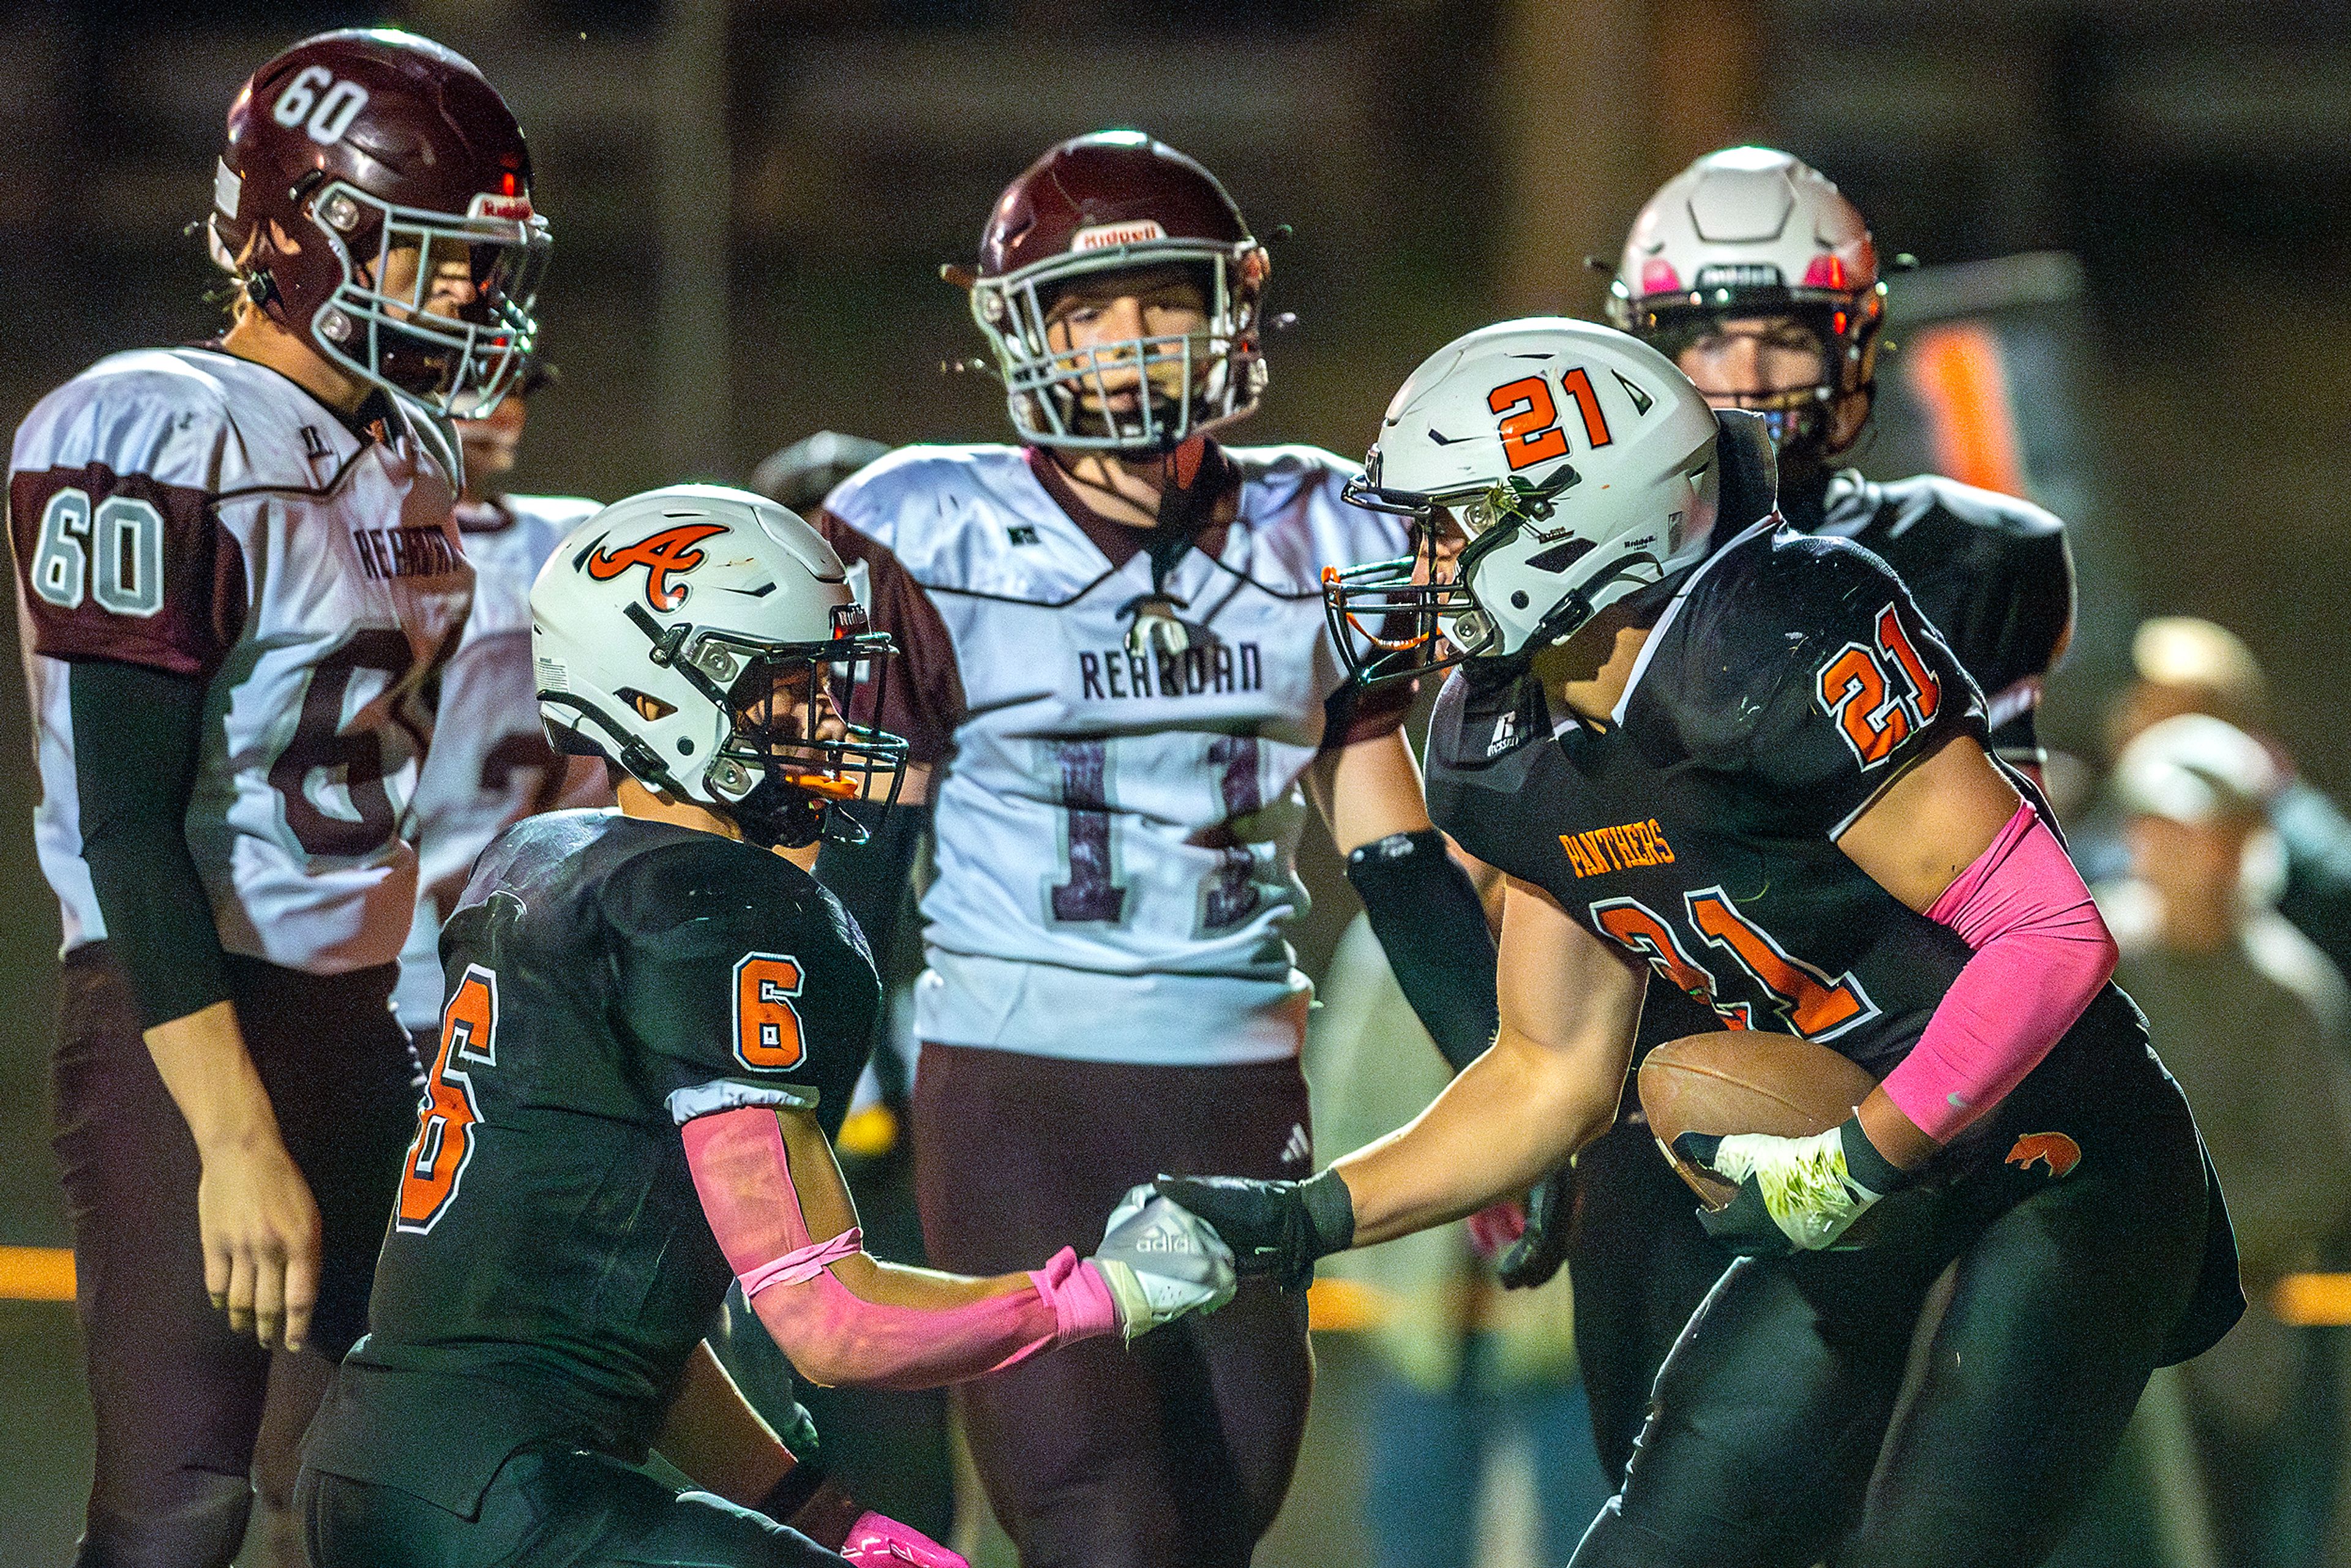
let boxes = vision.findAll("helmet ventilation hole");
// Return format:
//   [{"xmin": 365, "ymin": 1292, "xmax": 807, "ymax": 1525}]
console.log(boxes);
[{"xmin": 617, "ymin": 688, "xmax": 677, "ymax": 722}]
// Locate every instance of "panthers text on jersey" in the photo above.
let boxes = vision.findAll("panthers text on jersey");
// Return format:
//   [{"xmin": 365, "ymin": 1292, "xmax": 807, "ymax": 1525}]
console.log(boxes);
[
  {"xmin": 1789, "ymin": 468, "xmax": 2073, "ymax": 766},
  {"xmin": 301, "ymin": 809, "xmax": 879, "ymax": 1515},
  {"xmin": 10, "ymin": 346, "xmax": 471, "ymax": 972},
  {"xmin": 393, "ymin": 492, "xmax": 600, "ymax": 1033},
  {"xmin": 1429, "ymin": 519, "xmax": 2027, "ymax": 1080},
  {"xmin": 817, "ymin": 442, "xmax": 1412, "ymax": 1066}
]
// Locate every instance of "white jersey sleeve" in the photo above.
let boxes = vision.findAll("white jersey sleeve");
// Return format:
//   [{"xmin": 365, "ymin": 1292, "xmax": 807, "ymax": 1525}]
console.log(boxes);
[
  {"xmin": 822, "ymin": 441, "xmax": 1412, "ymax": 1067},
  {"xmin": 10, "ymin": 347, "xmax": 473, "ymax": 972},
  {"xmin": 393, "ymin": 493, "xmax": 601, "ymax": 1031}
]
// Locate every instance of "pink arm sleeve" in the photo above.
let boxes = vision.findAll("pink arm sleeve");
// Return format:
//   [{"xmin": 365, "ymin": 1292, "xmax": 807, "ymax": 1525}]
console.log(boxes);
[
  {"xmin": 680, "ymin": 1107, "xmax": 1117, "ymax": 1390},
  {"xmin": 1878, "ymin": 801, "xmax": 2120, "ymax": 1143}
]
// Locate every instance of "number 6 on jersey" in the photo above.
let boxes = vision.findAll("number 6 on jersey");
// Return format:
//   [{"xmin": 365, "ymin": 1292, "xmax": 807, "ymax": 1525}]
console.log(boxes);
[
  {"xmin": 397, "ymin": 966, "xmax": 498, "ymax": 1234},
  {"xmin": 733, "ymin": 954, "xmax": 806, "ymax": 1070}
]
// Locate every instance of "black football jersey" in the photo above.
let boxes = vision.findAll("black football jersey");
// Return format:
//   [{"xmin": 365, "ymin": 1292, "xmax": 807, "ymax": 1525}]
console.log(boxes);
[
  {"xmin": 302, "ymin": 809, "xmax": 880, "ymax": 1515},
  {"xmin": 1787, "ymin": 468, "xmax": 2073, "ymax": 767},
  {"xmin": 1428, "ymin": 522, "xmax": 2028, "ymax": 1081}
]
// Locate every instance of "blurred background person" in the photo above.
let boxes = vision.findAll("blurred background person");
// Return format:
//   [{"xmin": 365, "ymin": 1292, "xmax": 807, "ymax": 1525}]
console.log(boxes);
[
  {"xmin": 1308, "ymin": 915, "xmax": 1610, "ymax": 1568},
  {"xmin": 2097, "ymin": 617, "xmax": 2351, "ymax": 989},
  {"xmin": 2078, "ymin": 713, "xmax": 2351, "ymax": 1568}
]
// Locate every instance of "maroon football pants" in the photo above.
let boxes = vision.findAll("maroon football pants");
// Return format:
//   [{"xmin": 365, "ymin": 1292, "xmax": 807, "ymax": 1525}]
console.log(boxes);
[
  {"xmin": 913, "ymin": 1044, "xmax": 1314, "ymax": 1568},
  {"xmin": 51, "ymin": 943, "xmax": 418, "ymax": 1568}
]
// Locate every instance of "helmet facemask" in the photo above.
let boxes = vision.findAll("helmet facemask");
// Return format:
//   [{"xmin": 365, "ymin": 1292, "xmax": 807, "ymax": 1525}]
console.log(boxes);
[
  {"xmin": 1325, "ymin": 455, "xmax": 1717, "ymax": 688},
  {"xmin": 1327, "ymin": 465, "xmax": 1581, "ymax": 686},
  {"xmin": 972, "ymin": 244, "xmax": 1267, "ymax": 452},
  {"xmin": 1616, "ymin": 296, "xmax": 1883, "ymax": 471},
  {"xmin": 557, "ymin": 601, "xmax": 908, "ymax": 850},
  {"xmin": 296, "ymin": 180, "xmax": 550, "ymax": 418}
]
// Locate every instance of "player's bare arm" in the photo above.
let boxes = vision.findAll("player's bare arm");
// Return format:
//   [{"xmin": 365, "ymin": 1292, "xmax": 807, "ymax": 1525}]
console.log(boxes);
[
  {"xmin": 1157, "ymin": 874, "xmax": 1641, "ymax": 1278},
  {"xmin": 144, "ymin": 1005, "xmax": 321, "ymax": 1352},
  {"xmin": 1337, "ymin": 877, "xmax": 1645, "ymax": 1247},
  {"xmin": 651, "ymin": 1339, "xmax": 795, "ymax": 1506}
]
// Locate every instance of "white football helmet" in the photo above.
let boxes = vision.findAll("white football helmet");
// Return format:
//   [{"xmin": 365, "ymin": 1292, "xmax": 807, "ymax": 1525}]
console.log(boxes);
[
  {"xmin": 531, "ymin": 484, "xmax": 905, "ymax": 848},
  {"xmin": 1608, "ymin": 147, "xmax": 1884, "ymax": 462},
  {"xmin": 1326, "ymin": 319, "xmax": 1723, "ymax": 682}
]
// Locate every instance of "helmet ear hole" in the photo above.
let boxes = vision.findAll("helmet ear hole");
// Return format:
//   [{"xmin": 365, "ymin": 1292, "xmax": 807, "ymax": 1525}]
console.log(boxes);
[{"xmin": 617, "ymin": 688, "xmax": 677, "ymax": 722}]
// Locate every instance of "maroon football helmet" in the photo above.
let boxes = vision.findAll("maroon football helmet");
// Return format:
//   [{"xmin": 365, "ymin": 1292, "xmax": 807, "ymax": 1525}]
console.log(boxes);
[
  {"xmin": 207, "ymin": 28, "xmax": 550, "ymax": 416},
  {"xmin": 965, "ymin": 130, "xmax": 1268, "ymax": 451}
]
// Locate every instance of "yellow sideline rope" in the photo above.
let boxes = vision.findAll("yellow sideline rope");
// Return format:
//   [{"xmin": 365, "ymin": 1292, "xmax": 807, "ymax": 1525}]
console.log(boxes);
[
  {"xmin": 2, "ymin": 1243, "xmax": 2341, "ymax": 1333},
  {"xmin": 0, "ymin": 1244, "xmax": 1409, "ymax": 1327},
  {"xmin": 0, "ymin": 1245, "xmax": 75, "ymax": 1302}
]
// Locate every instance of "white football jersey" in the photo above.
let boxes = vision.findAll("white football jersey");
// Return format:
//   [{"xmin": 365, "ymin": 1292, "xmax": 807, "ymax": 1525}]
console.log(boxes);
[
  {"xmin": 822, "ymin": 442, "xmax": 1410, "ymax": 1066},
  {"xmin": 11, "ymin": 347, "xmax": 472, "ymax": 973},
  {"xmin": 392, "ymin": 492, "xmax": 601, "ymax": 1032}
]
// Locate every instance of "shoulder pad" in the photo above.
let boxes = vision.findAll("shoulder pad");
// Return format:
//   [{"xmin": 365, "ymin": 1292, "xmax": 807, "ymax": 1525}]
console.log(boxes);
[
  {"xmin": 13, "ymin": 350, "xmax": 236, "ymax": 493},
  {"xmin": 391, "ymin": 390, "xmax": 463, "ymax": 490},
  {"xmin": 1226, "ymin": 442, "xmax": 1412, "ymax": 587},
  {"xmin": 1631, "ymin": 525, "xmax": 1986, "ymax": 820},
  {"xmin": 819, "ymin": 444, "xmax": 1022, "ymax": 552},
  {"xmin": 1868, "ymin": 471, "xmax": 2065, "ymax": 542},
  {"xmin": 599, "ymin": 830, "xmax": 864, "ymax": 959}
]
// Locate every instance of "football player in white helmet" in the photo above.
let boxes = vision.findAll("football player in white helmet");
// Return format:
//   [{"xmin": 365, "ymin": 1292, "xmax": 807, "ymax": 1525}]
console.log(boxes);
[
  {"xmin": 297, "ymin": 485, "xmax": 1234, "ymax": 1567},
  {"xmin": 1172, "ymin": 317, "xmax": 2238, "ymax": 1568},
  {"xmin": 808, "ymin": 132, "xmax": 1500, "ymax": 1567},
  {"xmin": 1520, "ymin": 146, "xmax": 2084, "ymax": 1484}
]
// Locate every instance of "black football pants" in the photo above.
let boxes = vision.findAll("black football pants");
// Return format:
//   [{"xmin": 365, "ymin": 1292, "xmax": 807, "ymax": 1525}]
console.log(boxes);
[
  {"xmin": 51, "ymin": 944, "xmax": 417, "ymax": 1568},
  {"xmin": 1565, "ymin": 1115, "xmax": 1730, "ymax": 1487},
  {"xmin": 1568, "ymin": 1011, "xmax": 2222, "ymax": 1568},
  {"xmin": 296, "ymin": 1446, "xmax": 846, "ymax": 1567}
]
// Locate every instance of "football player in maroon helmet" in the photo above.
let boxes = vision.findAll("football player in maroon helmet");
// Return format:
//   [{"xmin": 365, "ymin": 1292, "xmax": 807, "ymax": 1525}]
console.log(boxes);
[
  {"xmin": 206, "ymin": 27, "xmax": 548, "ymax": 418},
  {"xmin": 8, "ymin": 29, "xmax": 542, "ymax": 1568},
  {"xmin": 806, "ymin": 132, "xmax": 1500, "ymax": 1568}
]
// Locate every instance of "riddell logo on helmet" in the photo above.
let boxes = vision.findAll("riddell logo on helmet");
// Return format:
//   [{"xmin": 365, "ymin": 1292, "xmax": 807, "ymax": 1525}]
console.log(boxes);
[
  {"xmin": 1695, "ymin": 263, "xmax": 1783, "ymax": 290},
  {"xmin": 1071, "ymin": 219, "xmax": 1167, "ymax": 253},
  {"xmin": 469, "ymin": 191, "xmax": 534, "ymax": 221},
  {"xmin": 585, "ymin": 523, "xmax": 728, "ymax": 611}
]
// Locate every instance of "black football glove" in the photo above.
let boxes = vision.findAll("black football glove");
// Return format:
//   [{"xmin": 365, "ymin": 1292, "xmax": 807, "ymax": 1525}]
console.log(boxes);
[
  {"xmin": 1494, "ymin": 1164, "xmax": 1580, "ymax": 1289},
  {"xmin": 1152, "ymin": 1168, "xmax": 1355, "ymax": 1292}
]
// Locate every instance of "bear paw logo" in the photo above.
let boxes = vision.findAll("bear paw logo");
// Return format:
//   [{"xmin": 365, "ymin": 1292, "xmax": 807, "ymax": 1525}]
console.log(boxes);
[{"xmin": 2004, "ymin": 1131, "xmax": 2082, "ymax": 1179}]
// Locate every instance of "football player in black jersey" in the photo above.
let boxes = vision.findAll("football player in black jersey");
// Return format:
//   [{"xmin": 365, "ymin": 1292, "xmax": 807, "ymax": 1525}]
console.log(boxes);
[
  {"xmin": 1170, "ymin": 320, "xmax": 2240, "ymax": 1567},
  {"xmin": 294, "ymin": 486, "xmax": 1237, "ymax": 1567},
  {"xmin": 1495, "ymin": 147, "xmax": 2088, "ymax": 1479}
]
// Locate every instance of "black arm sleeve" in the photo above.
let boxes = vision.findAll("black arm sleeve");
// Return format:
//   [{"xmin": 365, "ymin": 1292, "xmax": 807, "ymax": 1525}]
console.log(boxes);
[
  {"xmin": 68, "ymin": 659, "xmax": 232, "ymax": 1029},
  {"xmin": 1346, "ymin": 829, "xmax": 1500, "ymax": 1073}
]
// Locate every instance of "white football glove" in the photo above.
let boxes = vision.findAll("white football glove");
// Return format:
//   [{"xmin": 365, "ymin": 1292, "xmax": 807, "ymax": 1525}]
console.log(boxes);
[
  {"xmin": 1090, "ymin": 1184, "xmax": 1238, "ymax": 1341},
  {"xmin": 1678, "ymin": 1116, "xmax": 1908, "ymax": 1255}
]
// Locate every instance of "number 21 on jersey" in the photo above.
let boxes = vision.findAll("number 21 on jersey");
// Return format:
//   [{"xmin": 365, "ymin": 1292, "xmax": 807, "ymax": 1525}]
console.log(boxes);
[
  {"xmin": 1592, "ymin": 891, "xmax": 1877, "ymax": 1041},
  {"xmin": 397, "ymin": 965, "xmax": 498, "ymax": 1234}
]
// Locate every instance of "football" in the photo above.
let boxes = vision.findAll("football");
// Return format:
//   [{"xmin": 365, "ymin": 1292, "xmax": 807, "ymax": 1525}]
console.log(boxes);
[{"xmin": 1637, "ymin": 1030, "xmax": 1880, "ymax": 1209}]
